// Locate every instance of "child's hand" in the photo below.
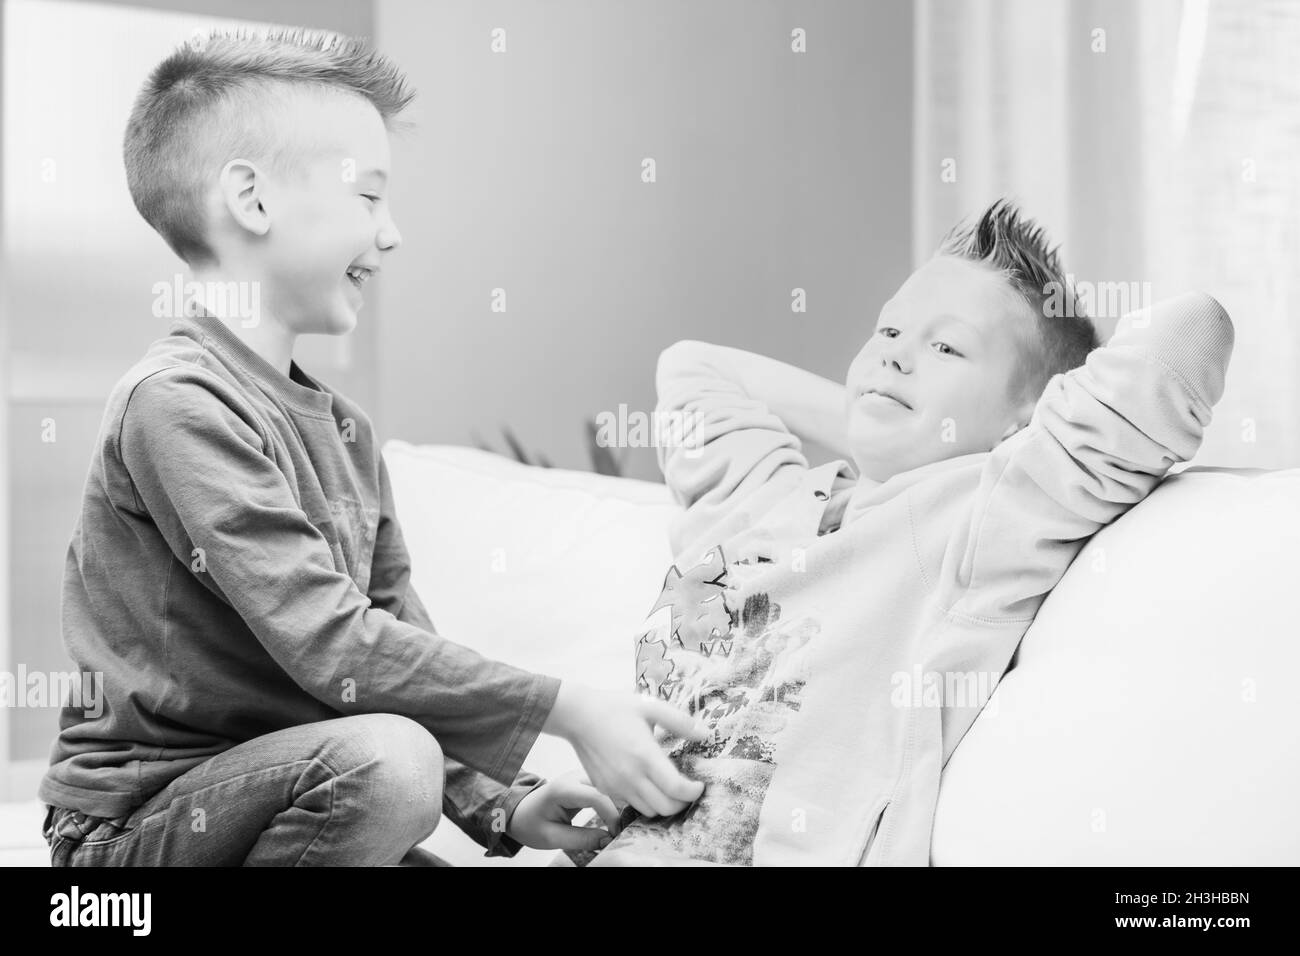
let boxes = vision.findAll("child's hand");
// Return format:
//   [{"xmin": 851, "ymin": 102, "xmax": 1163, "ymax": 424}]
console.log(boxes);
[
  {"xmin": 506, "ymin": 770, "xmax": 621, "ymax": 851},
  {"xmin": 542, "ymin": 683, "xmax": 709, "ymax": 818}
]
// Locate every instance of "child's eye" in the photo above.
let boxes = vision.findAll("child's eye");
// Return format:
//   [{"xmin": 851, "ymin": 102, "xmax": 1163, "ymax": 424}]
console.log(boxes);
[
  {"xmin": 878, "ymin": 327, "xmax": 899, "ymax": 338},
  {"xmin": 933, "ymin": 342, "xmax": 962, "ymax": 357}
]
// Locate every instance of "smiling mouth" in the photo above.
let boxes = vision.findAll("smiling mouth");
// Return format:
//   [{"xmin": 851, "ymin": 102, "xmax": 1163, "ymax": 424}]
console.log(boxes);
[
  {"xmin": 345, "ymin": 266, "xmax": 376, "ymax": 289},
  {"xmin": 860, "ymin": 388, "xmax": 912, "ymax": 410}
]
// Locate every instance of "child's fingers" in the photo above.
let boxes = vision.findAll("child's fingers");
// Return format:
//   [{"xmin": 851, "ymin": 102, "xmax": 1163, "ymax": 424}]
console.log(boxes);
[
  {"xmin": 646, "ymin": 753, "xmax": 705, "ymax": 807},
  {"xmin": 542, "ymin": 822, "xmax": 614, "ymax": 853},
  {"xmin": 628, "ymin": 781, "xmax": 677, "ymax": 819},
  {"xmin": 642, "ymin": 699, "xmax": 709, "ymax": 741},
  {"xmin": 557, "ymin": 778, "xmax": 621, "ymax": 832}
]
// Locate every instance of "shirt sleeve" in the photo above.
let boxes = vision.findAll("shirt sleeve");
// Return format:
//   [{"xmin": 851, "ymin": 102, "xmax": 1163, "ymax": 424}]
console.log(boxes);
[
  {"xmin": 654, "ymin": 343, "xmax": 809, "ymax": 556},
  {"xmin": 933, "ymin": 291, "xmax": 1235, "ymax": 628},
  {"xmin": 115, "ymin": 368, "xmax": 560, "ymax": 787},
  {"xmin": 367, "ymin": 455, "xmax": 545, "ymax": 859}
]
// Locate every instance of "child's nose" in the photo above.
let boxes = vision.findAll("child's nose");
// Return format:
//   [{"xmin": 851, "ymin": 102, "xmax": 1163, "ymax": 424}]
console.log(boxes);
[
  {"xmin": 378, "ymin": 216, "xmax": 403, "ymax": 252},
  {"xmin": 880, "ymin": 342, "xmax": 911, "ymax": 373}
]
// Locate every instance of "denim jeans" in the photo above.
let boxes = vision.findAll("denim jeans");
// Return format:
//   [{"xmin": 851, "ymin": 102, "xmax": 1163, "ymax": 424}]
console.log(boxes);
[{"xmin": 42, "ymin": 713, "xmax": 448, "ymax": 866}]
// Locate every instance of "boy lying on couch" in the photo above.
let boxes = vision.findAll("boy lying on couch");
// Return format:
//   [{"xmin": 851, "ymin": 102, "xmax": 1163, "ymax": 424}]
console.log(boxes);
[{"xmin": 576, "ymin": 199, "xmax": 1234, "ymax": 866}]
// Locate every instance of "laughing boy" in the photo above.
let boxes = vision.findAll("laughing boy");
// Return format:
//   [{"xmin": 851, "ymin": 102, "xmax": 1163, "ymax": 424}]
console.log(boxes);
[{"xmin": 40, "ymin": 29, "xmax": 707, "ymax": 866}]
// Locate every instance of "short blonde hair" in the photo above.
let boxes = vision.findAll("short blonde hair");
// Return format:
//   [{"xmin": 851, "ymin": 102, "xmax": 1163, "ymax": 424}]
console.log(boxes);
[
  {"xmin": 124, "ymin": 28, "xmax": 415, "ymax": 265},
  {"xmin": 938, "ymin": 199, "xmax": 1099, "ymax": 403}
]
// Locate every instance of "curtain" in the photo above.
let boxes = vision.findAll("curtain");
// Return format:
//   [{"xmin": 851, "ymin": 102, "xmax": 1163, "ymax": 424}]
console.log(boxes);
[{"xmin": 915, "ymin": 0, "xmax": 1300, "ymax": 469}]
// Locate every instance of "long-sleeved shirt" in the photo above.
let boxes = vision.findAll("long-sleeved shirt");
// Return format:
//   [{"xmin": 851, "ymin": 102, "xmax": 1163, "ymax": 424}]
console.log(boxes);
[
  {"xmin": 599, "ymin": 292, "xmax": 1233, "ymax": 866},
  {"xmin": 40, "ymin": 309, "xmax": 559, "ymax": 857}
]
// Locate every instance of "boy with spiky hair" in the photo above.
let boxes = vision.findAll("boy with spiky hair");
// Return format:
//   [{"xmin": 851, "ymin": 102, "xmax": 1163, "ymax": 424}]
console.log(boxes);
[
  {"xmin": 586, "ymin": 199, "xmax": 1235, "ymax": 866},
  {"xmin": 40, "ymin": 28, "xmax": 707, "ymax": 867}
]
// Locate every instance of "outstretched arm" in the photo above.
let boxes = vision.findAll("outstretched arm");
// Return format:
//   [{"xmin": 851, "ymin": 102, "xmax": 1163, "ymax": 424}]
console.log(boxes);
[
  {"xmin": 368, "ymin": 453, "xmax": 710, "ymax": 836},
  {"xmin": 367, "ymin": 463, "xmax": 548, "ymax": 857}
]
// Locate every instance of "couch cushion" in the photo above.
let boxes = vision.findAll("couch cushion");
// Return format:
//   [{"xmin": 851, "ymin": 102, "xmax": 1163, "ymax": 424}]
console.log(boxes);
[
  {"xmin": 932, "ymin": 466, "xmax": 1300, "ymax": 865},
  {"xmin": 381, "ymin": 441, "xmax": 678, "ymax": 865}
]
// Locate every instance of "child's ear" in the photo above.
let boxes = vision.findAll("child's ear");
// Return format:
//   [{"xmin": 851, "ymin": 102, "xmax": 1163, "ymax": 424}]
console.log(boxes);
[{"xmin": 218, "ymin": 158, "xmax": 271, "ymax": 237}]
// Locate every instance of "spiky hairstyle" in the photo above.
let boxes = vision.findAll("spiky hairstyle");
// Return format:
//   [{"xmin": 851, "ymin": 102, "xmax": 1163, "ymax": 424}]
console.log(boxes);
[
  {"xmin": 938, "ymin": 199, "xmax": 1099, "ymax": 401},
  {"xmin": 124, "ymin": 28, "xmax": 415, "ymax": 265}
]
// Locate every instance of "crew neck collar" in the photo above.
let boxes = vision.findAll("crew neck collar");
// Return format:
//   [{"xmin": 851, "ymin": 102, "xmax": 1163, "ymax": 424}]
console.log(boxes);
[
  {"xmin": 175, "ymin": 308, "xmax": 334, "ymax": 417},
  {"xmin": 842, "ymin": 450, "xmax": 986, "ymax": 525}
]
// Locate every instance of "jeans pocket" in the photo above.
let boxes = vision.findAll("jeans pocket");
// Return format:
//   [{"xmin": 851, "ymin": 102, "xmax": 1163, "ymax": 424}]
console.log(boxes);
[
  {"xmin": 41, "ymin": 804, "xmax": 60, "ymax": 845},
  {"xmin": 78, "ymin": 816, "xmax": 138, "ymax": 848},
  {"xmin": 50, "ymin": 806, "xmax": 139, "ymax": 852},
  {"xmin": 48, "ymin": 834, "xmax": 77, "ymax": 867},
  {"xmin": 45, "ymin": 806, "xmax": 131, "ymax": 866}
]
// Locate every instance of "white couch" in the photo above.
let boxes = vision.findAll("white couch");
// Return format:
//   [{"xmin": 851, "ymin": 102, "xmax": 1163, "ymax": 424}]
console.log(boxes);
[{"xmin": 385, "ymin": 441, "xmax": 1300, "ymax": 867}]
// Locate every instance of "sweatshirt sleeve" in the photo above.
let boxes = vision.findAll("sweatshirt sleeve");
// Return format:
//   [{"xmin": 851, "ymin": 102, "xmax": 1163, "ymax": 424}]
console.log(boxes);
[
  {"xmin": 933, "ymin": 291, "xmax": 1235, "ymax": 627},
  {"xmin": 654, "ymin": 341, "xmax": 809, "ymax": 554},
  {"xmin": 116, "ymin": 368, "xmax": 559, "ymax": 787},
  {"xmin": 367, "ymin": 455, "xmax": 545, "ymax": 859}
]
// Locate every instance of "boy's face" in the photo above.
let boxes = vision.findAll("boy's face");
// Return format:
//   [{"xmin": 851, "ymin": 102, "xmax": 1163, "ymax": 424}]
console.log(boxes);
[
  {"xmin": 245, "ymin": 91, "xmax": 402, "ymax": 336},
  {"xmin": 844, "ymin": 255, "xmax": 1038, "ymax": 483}
]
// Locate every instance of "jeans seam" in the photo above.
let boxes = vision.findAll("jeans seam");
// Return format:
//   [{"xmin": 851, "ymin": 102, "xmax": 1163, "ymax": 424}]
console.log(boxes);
[
  {"xmin": 289, "ymin": 756, "xmax": 339, "ymax": 867},
  {"xmin": 77, "ymin": 825, "xmax": 139, "ymax": 849},
  {"xmin": 289, "ymin": 750, "xmax": 399, "ymax": 866},
  {"xmin": 48, "ymin": 834, "xmax": 72, "ymax": 867},
  {"xmin": 187, "ymin": 759, "xmax": 318, "ymax": 794}
]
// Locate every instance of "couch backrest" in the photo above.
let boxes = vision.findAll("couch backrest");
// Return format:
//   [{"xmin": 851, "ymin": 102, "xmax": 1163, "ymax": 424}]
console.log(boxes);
[
  {"xmin": 384, "ymin": 440, "xmax": 1300, "ymax": 865},
  {"xmin": 934, "ymin": 464, "xmax": 1300, "ymax": 864}
]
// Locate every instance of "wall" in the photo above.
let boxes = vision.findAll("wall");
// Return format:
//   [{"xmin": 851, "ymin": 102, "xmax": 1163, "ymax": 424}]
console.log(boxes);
[{"xmin": 373, "ymin": 0, "xmax": 914, "ymax": 480}]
